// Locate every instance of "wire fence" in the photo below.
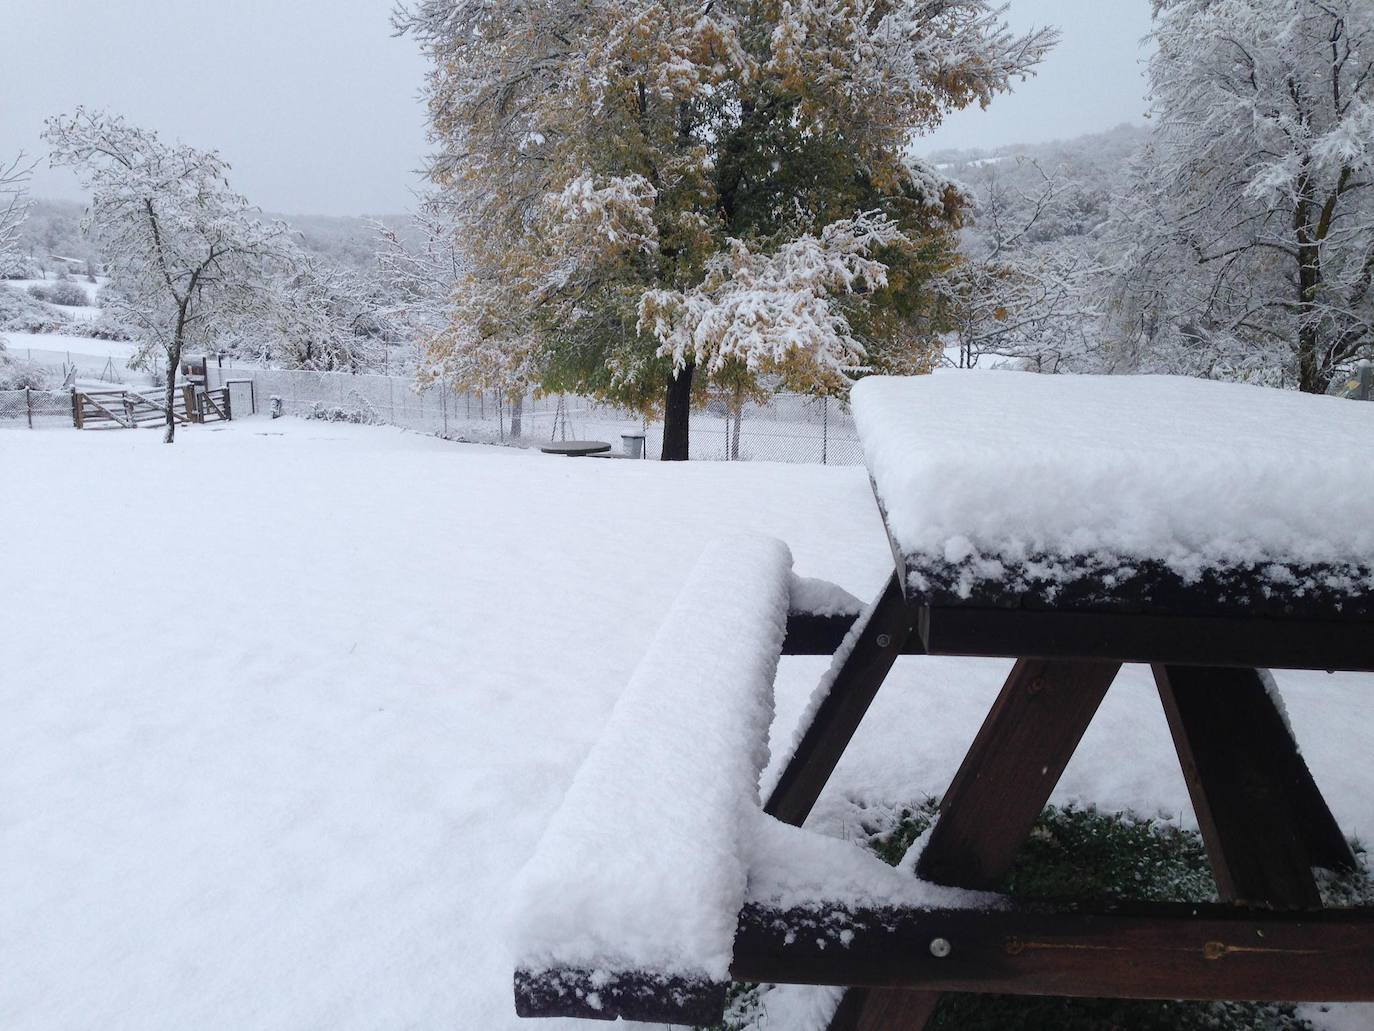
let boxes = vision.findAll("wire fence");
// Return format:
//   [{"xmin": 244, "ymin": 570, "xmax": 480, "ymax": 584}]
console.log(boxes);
[
  {"xmin": 207, "ymin": 365, "xmax": 864, "ymax": 464},
  {"xmin": 0, "ymin": 388, "xmax": 72, "ymax": 428}
]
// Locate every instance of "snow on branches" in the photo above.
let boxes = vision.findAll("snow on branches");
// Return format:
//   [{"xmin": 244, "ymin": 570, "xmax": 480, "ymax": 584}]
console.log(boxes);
[
  {"xmin": 44, "ymin": 109, "xmax": 290, "ymax": 439},
  {"xmin": 639, "ymin": 212, "xmax": 905, "ymax": 386},
  {"xmin": 769, "ymin": 0, "xmax": 1057, "ymax": 138},
  {"xmin": 398, "ymin": 0, "xmax": 1055, "ymax": 454},
  {"xmin": 1133, "ymin": 0, "xmax": 1374, "ymax": 391},
  {"xmin": 546, "ymin": 175, "xmax": 658, "ymax": 257},
  {"xmin": 0, "ymin": 153, "xmax": 33, "ymax": 280}
]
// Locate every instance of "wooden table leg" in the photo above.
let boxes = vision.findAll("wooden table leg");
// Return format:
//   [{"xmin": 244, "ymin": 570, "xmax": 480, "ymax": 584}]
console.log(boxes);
[
  {"xmin": 831, "ymin": 658, "xmax": 1122, "ymax": 1031},
  {"xmin": 1153, "ymin": 665, "xmax": 1355, "ymax": 907},
  {"xmin": 830, "ymin": 986, "xmax": 941, "ymax": 1031},
  {"xmin": 766, "ymin": 573, "xmax": 915, "ymax": 826}
]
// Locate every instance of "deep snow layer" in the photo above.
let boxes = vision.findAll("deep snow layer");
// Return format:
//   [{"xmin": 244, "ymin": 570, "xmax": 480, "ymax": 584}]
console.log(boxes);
[
  {"xmin": 852, "ymin": 373, "xmax": 1374, "ymax": 600},
  {"xmin": 513, "ymin": 535, "xmax": 791, "ymax": 980},
  {"xmin": 2, "ymin": 419, "xmax": 1372, "ymax": 1031}
]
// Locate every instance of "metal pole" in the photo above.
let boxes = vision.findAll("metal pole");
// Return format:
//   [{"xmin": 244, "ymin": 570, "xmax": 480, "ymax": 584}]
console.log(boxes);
[
  {"xmin": 25, "ymin": 386, "xmax": 32, "ymax": 429},
  {"xmin": 822, "ymin": 395, "xmax": 828, "ymax": 465}
]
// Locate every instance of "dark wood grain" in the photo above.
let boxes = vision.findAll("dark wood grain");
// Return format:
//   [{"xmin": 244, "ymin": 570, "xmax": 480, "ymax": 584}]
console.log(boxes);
[
  {"xmin": 765, "ymin": 573, "xmax": 916, "ymax": 826},
  {"xmin": 733, "ymin": 901, "xmax": 1374, "ymax": 1002},
  {"xmin": 1153, "ymin": 665, "xmax": 1355, "ymax": 907},
  {"xmin": 918, "ymin": 606, "xmax": 1374, "ymax": 671},
  {"xmin": 902, "ymin": 555, "xmax": 1374, "ymax": 623},
  {"xmin": 834, "ymin": 659, "xmax": 1121, "ymax": 1030},
  {"xmin": 516, "ymin": 902, "xmax": 1374, "ymax": 1021},
  {"xmin": 915, "ymin": 659, "xmax": 1122, "ymax": 889}
]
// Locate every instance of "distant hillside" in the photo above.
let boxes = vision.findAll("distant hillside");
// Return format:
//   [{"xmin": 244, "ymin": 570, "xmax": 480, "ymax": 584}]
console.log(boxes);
[
  {"xmin": 15, "ymin": 200, "xmax": 417, "ymax": 274},
  {"xmin": 923, "ymin": 122, "xmax": 1150, "ymax": 179}
]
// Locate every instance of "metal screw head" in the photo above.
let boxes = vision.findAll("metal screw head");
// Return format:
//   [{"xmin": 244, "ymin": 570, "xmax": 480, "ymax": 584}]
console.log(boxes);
[
  {"xmin": 929, "ymin": 937, "xmax": 952, "ymax": 959},
  {"xmin": 875, "ymin": 633, "xmax": 892, "ymax": 649}
]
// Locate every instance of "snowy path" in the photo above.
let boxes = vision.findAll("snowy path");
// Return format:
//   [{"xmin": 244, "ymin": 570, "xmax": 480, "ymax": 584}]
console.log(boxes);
[{"xmin": 1, "ymin": 419, "xmax": 1370, "ymax": 1030}]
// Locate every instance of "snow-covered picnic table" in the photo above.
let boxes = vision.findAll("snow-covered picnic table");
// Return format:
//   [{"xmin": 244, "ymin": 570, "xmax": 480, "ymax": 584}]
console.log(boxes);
[{"xmin": 513, "ymin": 373, "xmax": 1374, "ymax": 1029}]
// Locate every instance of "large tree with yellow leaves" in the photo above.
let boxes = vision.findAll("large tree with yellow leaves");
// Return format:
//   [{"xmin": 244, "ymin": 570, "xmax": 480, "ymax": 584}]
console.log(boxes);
[{"xmin": 398, "ymin": 0, "xmax": 1055, "ymax": 457}]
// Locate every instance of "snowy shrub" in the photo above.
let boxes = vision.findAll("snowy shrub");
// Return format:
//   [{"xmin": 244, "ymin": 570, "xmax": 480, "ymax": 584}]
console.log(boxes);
[
  {"xmin": 27, "ymin": 280, "xmax": 90, "ymax": 306},
  {"xmin": 0, "ymin": 283, "xmax": 69, "ymax": 333},
  {"xmin": 0, "ymin": 359, "xmax": 50, "ymax": 390},
  {"xmin": 1, "ymin": 256, "xmax": 41, "ymax": 280},
  {"xmin": 78, "ymin": 311, "xmax": 135, "ymax": 341},
  {"xmin": 305, "ymin": 394, "xmax": 381, "ymax": 425}
]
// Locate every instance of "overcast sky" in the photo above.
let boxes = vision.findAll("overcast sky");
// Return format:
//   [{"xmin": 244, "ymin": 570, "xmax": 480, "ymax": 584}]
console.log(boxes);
[{"xmin": 2, "ymin": 0, "xmax": 1154, "ymax": 217}]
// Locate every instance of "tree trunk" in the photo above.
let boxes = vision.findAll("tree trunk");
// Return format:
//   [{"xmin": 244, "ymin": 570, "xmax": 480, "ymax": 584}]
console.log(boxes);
[
  {"xmin": 1297, "ymin": 321, "xmax": 1323, "ymax": 394},
  {"xmin": 661, "ymin": 362, "xmax": 694, "ymax": 461},
  {"xmin": 509, "ymin": 392, "xmax": 524, "ymax": 439},
  {"xmin": 163, "ymin": 340, "xmax": 182, "ymax": 443}
]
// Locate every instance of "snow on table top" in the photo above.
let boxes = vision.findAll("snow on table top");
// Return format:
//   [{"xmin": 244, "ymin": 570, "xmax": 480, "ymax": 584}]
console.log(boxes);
[
  {"xmin": 511, "ymin": 534, "xmax": 792, "ymax": 983},
  {"xmin": 851, "ymin": 373, "xmax": 1374, "ymax": 609}
]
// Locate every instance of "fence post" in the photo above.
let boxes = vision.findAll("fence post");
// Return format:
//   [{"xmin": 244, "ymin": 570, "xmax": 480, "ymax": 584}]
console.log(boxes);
[
  {"xmin": 25, "ymin": 386, "xmax": 32, "ymax": 429},
  {"xmin": 443, "ymin": 375, "xmax": 449, "ymax": 437},
  {"xmin": 70, "ymin": 388, "xmax": 82, "ymax": 429},
  {"xmin": 822, "ymin": 395, "xmax": 828, "ymax": 465},
  {"xmin": 1359, "ymin": 361, "xmax": 1372, "ymax": 401}
]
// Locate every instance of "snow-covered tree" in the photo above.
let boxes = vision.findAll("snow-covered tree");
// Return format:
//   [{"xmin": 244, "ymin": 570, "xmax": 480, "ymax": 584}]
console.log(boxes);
[
  {"xmin": 0, "ymin": 154, "xmax": 32, "ymax": 279},
  {"xmin": 639, "ymin": 211, "xmax": 908, "ymax": 389},
  {"xmin": 44, "ymin": 109, "xmax": 289, "ymax": 441},
  {"xmin": 373, "ymin": 209, "xmax": 465, "ymax": 345},
  {"xmin": 1119, "ymin": 0, "xmax": 1374, "ymax": 392},
  {"xmin": 398, "ymin": 0, "xmax": 1055, "ymax": 458},
  {"xmin": 229, "ymin": 248, "xmax": 387, "ymax": 372},
  {"xmin": 938, "ymin": 162, "xmax": 1104, "ymax": 372},
  {"xmin": 0, "ymin": 153, "xmax": 34, "ymax": 373}
]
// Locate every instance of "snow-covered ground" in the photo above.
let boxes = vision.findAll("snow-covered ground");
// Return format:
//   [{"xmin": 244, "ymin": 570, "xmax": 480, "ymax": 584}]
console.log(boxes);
[
  {"xmin": 2, "ymin": 418, "xmax": 1370, "ymax": 1030},
  {"xmin": 3, "ymin": 330, "xmax": 150, "ymax": 387}
]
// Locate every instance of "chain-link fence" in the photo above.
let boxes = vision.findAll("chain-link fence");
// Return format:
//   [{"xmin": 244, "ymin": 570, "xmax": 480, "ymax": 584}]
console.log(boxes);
[
  {"xmin": 0, "ymin": 388, "xmax": 72, "ymax": 428},
  {"xmin": 208, "ymin": 365, "xmax": 862, "ymax": 464}
]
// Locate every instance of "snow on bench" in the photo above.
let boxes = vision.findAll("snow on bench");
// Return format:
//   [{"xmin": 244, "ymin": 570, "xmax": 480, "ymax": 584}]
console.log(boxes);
[
  {"xmin": 851, "ymin": 373, "xmax": 1374, "ymax": 619},
  {"xmin": 511, "ymin": 535, "xmax": 793, "ymax": 1022},
  {"xmin": 511, "ymin": 539, "xmax": 981, "ymax": 1023}
]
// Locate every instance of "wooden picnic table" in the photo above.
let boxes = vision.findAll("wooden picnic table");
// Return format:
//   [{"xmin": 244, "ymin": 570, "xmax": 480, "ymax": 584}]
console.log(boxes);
[
  {"xmin": 515, "ymin": 372, "xmax": 1374, "ymax": 1028},
  {"xmin": 770, "ymin": 373, "xmax": 1374, "ymax": 1029}
]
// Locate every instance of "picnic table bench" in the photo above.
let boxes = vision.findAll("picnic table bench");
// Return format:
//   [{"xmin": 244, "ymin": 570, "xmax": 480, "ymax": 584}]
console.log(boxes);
[{"xmin": 513, "ymin": 373, "xmax": 1374, "ymax": 1028}]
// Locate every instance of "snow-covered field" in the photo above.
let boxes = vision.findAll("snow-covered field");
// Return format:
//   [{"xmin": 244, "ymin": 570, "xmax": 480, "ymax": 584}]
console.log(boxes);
[
  {"xmin": 3, "ymin": 330, "xmax": 150, "ymax": 387},
  {"xmin": 2, "ymin": 418, "xmax": 1371, "ymax": 1030}
]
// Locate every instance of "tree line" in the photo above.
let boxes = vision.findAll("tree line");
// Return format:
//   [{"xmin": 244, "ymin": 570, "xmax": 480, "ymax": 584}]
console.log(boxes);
[{"xmin": 4, "ymin": 0, "xmax": 1371, "ymax": 448}]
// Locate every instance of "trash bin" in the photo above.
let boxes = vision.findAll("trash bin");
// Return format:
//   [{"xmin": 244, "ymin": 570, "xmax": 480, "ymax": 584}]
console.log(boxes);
[{"xmin": 621, "ymin": 432, "xmax": 646, "ymax": 459}]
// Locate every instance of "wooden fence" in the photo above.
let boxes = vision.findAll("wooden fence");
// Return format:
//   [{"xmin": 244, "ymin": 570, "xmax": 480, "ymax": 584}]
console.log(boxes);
[{"xmin": 71, "ymin": 385, "xmax": 232, "ymax": 429}]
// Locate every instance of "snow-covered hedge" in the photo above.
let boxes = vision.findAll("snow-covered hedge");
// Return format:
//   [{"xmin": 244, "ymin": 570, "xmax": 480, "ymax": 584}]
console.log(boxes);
[
  {"xmin": 0, "ymin": 284, "xmax": 133, "ymax": 340},
  {"xmin": 305, "ymin": 394, "xmax": 381, "ymax": 425},
  {"xmin": 0, "ymin": 284, "xmax": 68, "ymax": 334},
  {"xmin": 27, "ymin": 281, "xmax": 90, "ymax": 307}
]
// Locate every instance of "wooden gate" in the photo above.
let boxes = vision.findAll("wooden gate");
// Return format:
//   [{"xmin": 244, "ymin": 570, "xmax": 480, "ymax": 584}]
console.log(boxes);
[{"xmin": 71, "ymin": 385, "xmax": 231, "ymax": 429}]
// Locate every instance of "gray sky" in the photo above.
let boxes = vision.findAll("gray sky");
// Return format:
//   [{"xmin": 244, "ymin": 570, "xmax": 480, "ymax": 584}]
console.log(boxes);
[
  {"xmin": 922, "ymin": 0, "xmax": 1156, "ymax": 154},
  {"xmin": 2, "ymin": 0, "xmax": 1153, "ymax": 216}
]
